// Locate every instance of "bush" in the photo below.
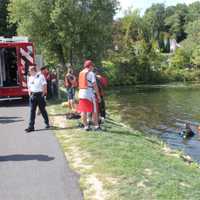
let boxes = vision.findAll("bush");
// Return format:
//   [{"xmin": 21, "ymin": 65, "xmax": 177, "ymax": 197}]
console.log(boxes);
[
  {"xmin": 163, "ymin": 68, "xmax": 200, "ymax": 82},
  {"xmin": 169, "ymin": 48, "xmax": 190, "ymax": 69}
]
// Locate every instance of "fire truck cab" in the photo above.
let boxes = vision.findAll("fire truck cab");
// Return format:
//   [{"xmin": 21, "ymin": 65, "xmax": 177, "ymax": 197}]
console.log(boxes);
[{"xmin": 0, "ymin": 36, "xmax": 35, "ymax": 99}]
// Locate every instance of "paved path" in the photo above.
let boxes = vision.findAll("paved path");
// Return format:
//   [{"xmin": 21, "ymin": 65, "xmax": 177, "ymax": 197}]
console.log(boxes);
[{"xmin": 0, "ymin": 100, "xmax": 83, "ymax": 200}]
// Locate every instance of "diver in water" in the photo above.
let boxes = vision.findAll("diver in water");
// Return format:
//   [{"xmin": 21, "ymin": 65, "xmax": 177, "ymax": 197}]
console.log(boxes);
[{"xmin": 179, "ymin": 123, "xmax": 195, "ymax": 139}]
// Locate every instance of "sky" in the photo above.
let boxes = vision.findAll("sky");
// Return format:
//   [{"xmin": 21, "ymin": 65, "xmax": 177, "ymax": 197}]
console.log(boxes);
[{"xmin": 116, "ymin": 0, "xmax": 199, "ymax": 18}]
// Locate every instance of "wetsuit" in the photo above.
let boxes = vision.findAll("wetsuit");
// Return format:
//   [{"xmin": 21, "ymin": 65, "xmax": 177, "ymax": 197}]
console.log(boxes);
[{"xmin": 179, "ymin": 129, "xmax": 195, "ymax": 138}]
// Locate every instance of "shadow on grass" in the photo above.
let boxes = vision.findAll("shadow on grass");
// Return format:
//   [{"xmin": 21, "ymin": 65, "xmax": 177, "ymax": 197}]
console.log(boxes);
[
  {"xmin": 105, "ymin": 119, "xmax": 123, "ymax": 128},
  {"xmin": 0, "ymin": 154, "xmax": 54, "ymax": 162},
  {"xmin": 105, "ymin": 118, "xmax": 161, "ymax": 145},
  {"xmin": 144, "ymin": 137, "xmax": 161, "ymax": 146}
]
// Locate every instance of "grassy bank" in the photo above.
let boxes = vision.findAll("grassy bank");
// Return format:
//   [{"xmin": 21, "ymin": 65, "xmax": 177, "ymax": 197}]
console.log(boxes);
[{"xmin": 48, "ymin": 101, "xmax": 200, "ymax": 200}]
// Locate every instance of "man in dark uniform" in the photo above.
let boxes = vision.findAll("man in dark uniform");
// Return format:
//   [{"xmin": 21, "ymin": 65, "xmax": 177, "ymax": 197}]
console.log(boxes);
[{"xmin": 25, "ymin": 65, "xmax": 50, "ymax": 132}]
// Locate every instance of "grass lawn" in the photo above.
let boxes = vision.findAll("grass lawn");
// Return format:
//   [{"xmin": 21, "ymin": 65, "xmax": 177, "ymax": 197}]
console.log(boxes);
[{"xmin": 48, "ymin": 100, "xmax": 200, "ymax": 200}]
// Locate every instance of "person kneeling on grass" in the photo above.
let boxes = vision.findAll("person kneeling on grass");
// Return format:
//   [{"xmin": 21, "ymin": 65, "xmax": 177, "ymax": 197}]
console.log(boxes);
[{"xmin": 78, "ymin": 60, "xmax": 101, "ymax": 131}]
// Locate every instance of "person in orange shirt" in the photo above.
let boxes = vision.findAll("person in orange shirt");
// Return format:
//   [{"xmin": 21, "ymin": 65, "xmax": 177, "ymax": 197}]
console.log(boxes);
[{"xmin": 78, "ymin": 60, "xmax": 101, "ymax": 131}]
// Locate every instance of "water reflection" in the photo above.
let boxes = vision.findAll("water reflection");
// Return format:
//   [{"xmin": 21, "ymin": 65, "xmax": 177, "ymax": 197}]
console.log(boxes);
[{"xmin": 107, "ymin": 85, "xmax": 200, "ymax": 163}]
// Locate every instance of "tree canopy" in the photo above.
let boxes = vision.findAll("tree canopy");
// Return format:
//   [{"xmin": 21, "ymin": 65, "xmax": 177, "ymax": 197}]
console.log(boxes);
[
  {"xmin": 0, "ymin": 0, "xmax": 16, "ymax": 35},
  {"xmin": 3, "ymin": 1, "xmax": 200, "ymax": 84},
  {"xmin": 8, "ymin": 0, "xmax": 118, "ymax": 67}
]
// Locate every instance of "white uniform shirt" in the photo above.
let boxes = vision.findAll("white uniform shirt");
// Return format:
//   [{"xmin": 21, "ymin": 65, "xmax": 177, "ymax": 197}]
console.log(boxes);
[
  {"xmin": 79, "ymin": 71, "xmax": 96, "ymax": 101},
  {"xmin": 27, "ymin": 72, "xmax": 47, "ymax": 93}
]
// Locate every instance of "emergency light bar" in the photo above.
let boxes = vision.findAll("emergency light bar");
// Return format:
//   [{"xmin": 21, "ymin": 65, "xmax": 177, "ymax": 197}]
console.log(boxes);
[{"xmin": 0, "ymin": 36, "xmax": 28, "ymax": 42}]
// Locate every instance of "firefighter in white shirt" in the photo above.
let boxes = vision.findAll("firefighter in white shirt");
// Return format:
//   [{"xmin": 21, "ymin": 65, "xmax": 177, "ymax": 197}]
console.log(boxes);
[{"xmin": 25, "ymin": 65, "xmax": 50, "ymax": 132}]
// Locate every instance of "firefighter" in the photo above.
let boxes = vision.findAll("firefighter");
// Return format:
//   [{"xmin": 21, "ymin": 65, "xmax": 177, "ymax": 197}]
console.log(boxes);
[{"xmin": 25, "ymin": 65, "xmax": 50, "ymax": 132}]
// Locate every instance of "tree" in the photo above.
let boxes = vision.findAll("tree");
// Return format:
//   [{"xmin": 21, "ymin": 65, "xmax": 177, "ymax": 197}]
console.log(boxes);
[
  {"xmin": 182, "ymin": 19, "xmax": 200, "ymax": 67},
  {"xmin": 191, "ymin": 46, "xmax": 200, "ymax": 68},
  {"xmin": 181, "ymin": 19, "xmax": 200, "ymax": 56},
  {"xmin": 0, "ymin": 0, "xmax": 16, "ymax": 35},
  {"xmin": 9, "ymin": 0, "xmax": 65, "ymax": 66},
  {"xmin": 170, "ymin": 48, "xmax": 190, "ymax": 69},
  {"xmin": 144, "ymin": 4, "xmax": 166, "ymax": 40},
  {"xmin": 165, "ymin": 4, "xmax": 188, "ymax": 42},
  {"xmin": 51, "ymin": 0, "xmax": 117, "ymax": 65},
  {"xmin": 8, "ymin": 0, "xmax": 118, "ymax": 67},
  {"xmin": 106, "ymin": 8, "xmax": 164, "ymax": 84},
  {"xmin": 187, "ymin": 1, "xmax": 200, "ymax": 23}
]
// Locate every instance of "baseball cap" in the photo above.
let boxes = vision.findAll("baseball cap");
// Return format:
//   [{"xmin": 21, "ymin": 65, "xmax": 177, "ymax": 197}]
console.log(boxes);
[{"xmin": 84, "ymin": 60, "xmax": 94, "ymax": 68}]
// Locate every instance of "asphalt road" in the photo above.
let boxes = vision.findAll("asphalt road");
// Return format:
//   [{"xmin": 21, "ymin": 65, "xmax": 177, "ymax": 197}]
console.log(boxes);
[{"xmin": 0, "ymin": 100, "xmax": 83, "ymax": 200}]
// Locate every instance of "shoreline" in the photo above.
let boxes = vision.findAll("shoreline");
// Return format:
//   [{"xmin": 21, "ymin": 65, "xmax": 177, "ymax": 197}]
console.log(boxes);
[{"xmin": 48, "ymin": 100, "xmax": 200, "ymax": 200}]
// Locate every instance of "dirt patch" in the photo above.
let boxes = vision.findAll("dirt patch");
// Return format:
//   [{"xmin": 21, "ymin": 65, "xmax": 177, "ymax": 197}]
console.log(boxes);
[
  {"xmin": 65, "ymin": 147, "xmax": 93, "ymax": 170},
  {"xmin": 51, "ymin": 115, "xmax": 68, "ymax": 128},
  {"xmin": 87, "ymin": 175, "xmax": 107, "ymax": 200},
  {"xmin": 51, "ymin": 115, "xmax": 108, "ymax": 200},
  {"xmin": 137, "ymin": 180, "xmax": 147, "ymax": 188}
]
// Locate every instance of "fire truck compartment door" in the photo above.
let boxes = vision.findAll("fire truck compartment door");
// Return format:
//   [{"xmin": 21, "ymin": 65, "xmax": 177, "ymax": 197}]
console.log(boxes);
[{"xmin": 0, "ymin": 49, "xmax": 6, "ymax": 87}]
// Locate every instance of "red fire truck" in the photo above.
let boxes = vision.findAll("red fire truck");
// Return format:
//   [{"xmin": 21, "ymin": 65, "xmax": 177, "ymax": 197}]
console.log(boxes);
[{"xmin": 0, "ymin": 36, "xmax": 35, "ymax": 99}]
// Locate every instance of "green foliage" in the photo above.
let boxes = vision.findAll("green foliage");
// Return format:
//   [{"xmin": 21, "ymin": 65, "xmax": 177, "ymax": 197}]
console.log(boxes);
[
  {"xmin": 165, "ymin": 4, "xmax": 188, "ymax": 42},
  {"xmin": 107, "ymin": 9, "xmax": 170, "ymax": 85},
  {"xmin": 187, "ymin": 1, "xmax": 200, "ymax": 22},
  {"xmin": 107, "ymin": 3, "xmax": 200, "ymax": 85},
  {"xmin": 185, "ymin": 19, "xmax": 200, "ymax": 42},
  {"xmin": 169, "ymin": 48, "xmax": 190, "ymax": 69},
  {"xmin": 191, "ymin": 46, "xmax": 200, "ymax": 67},
  {"xmin": 103, "ymin": 48, "xmax": 138, "ymax": 85},
  {"xmin": 144, "ymin": 3, "xmax": 166, "ymax": 40},
  {"xmin": 163, "ymin": 68, "xmax": 200, "ymax": 82},
  {"xmin": 6, "ymin": 0, "xmax": 200, "ymax": 84},
  {"xmin": 181, "ymin": 19, "xmax": 200, "ymax": 68},
  {"xmin": 0, "ymin": 0, "xmax": 16, "ymax": 35},
  {"xmin": 51, "ymin": 0, "xmax": 117, "ymax": 65},
  {"xmin": 9, "ymin": 0, "xmax": 64, "ymax": 65},
  {"xmin": 8, "ymin": 0, "xmax": 118, "ymax": 67}
]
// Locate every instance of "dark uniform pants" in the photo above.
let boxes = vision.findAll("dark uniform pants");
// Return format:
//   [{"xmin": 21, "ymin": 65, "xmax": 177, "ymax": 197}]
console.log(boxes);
[
  {"xmin": 29, "ymin": 93, "xmax": 49, "ymax": 129},
  {"xmin": 99, "ymin": 96, "xmax": 106, "ymax": 118}
]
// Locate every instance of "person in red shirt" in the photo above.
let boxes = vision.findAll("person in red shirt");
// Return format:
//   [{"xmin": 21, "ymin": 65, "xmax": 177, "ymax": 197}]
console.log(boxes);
[
  {"xmin": 40, "ymin": 66, "xmax": 52, "ymax": 99},
  {"xmin": 95, "ymin": 68, "xmax": 108, "ymax": 120},
  {"xmin": 64, "ymin": 67, "xmax": 77, "ymax": 112},
  {"xmin": 50, "ymin": 69, "xmax": 58, "ymax": 98}
]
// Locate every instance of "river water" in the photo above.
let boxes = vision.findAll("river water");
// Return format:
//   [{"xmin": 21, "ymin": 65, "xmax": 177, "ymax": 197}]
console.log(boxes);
[{"xmin": 107, "ymin": 84, "xmax": 200, "ymax": 163}]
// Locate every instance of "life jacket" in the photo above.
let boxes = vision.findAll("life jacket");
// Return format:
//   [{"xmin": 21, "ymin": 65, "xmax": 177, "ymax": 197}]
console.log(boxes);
[{"xmin": 79, "ymin": 68, "xmax": 90, "ymax": 89}]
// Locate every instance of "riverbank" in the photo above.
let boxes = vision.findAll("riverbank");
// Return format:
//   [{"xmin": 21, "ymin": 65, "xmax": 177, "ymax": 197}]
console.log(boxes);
[{"xmin": 48, "ymin": 100, "xmax": 200, "ymax": 200}]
